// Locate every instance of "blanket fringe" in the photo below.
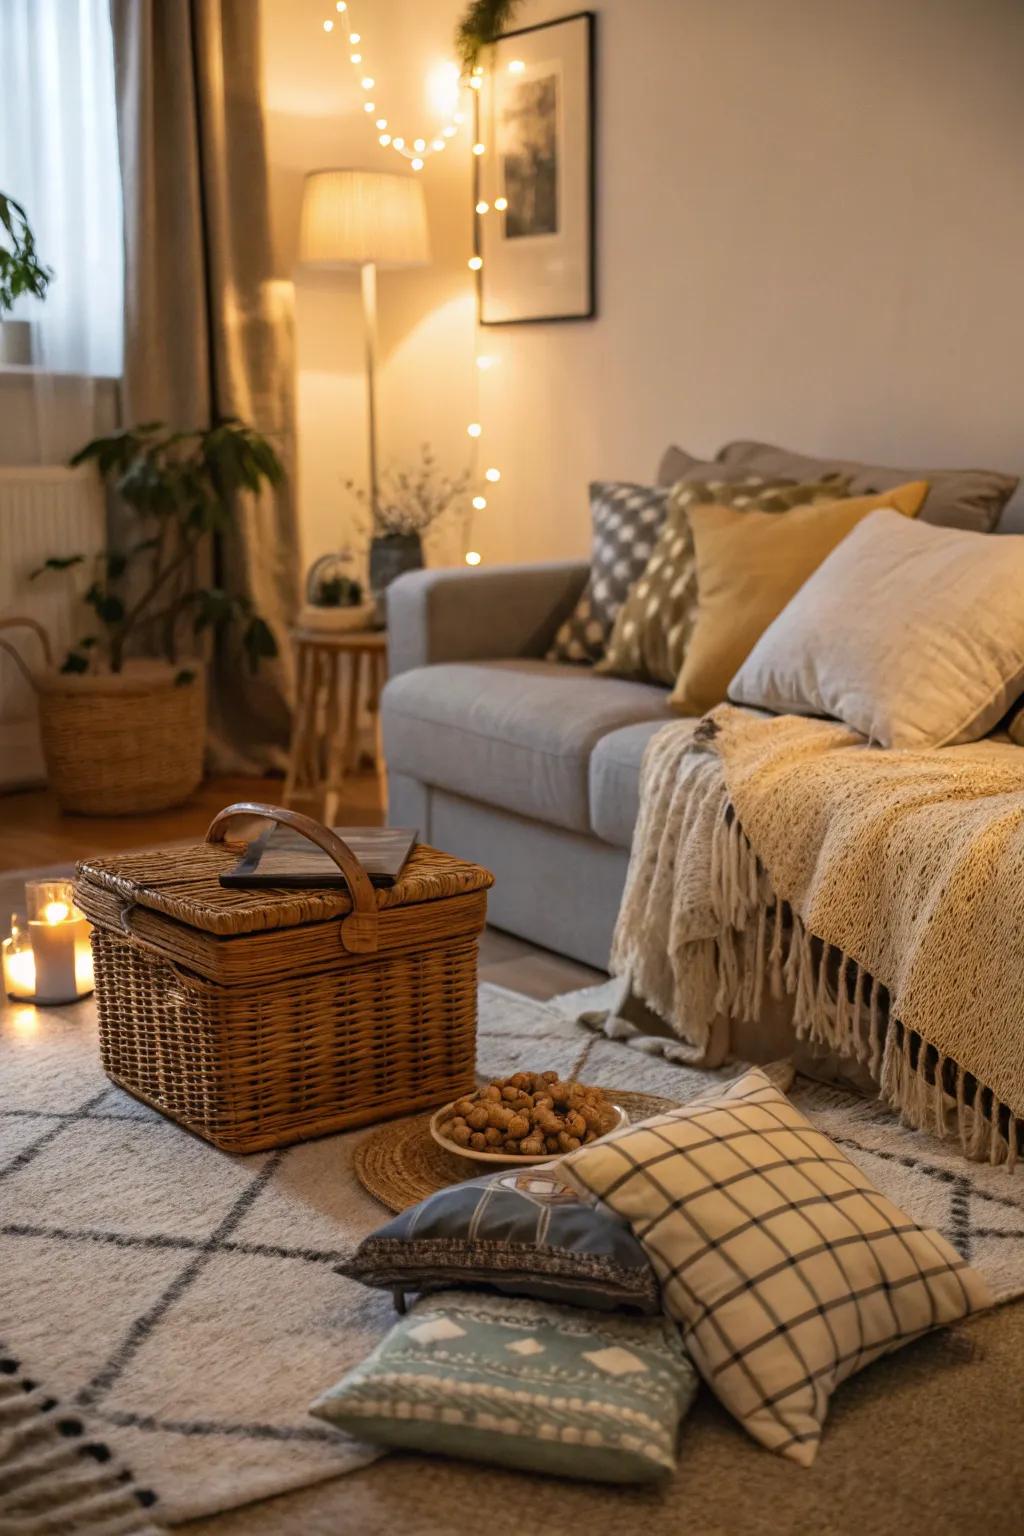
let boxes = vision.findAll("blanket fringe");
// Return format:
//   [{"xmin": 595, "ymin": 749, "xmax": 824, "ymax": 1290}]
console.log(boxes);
[{"xmin": 708, "ymin": 800, "xmax": 1019, "ymax": 1169}]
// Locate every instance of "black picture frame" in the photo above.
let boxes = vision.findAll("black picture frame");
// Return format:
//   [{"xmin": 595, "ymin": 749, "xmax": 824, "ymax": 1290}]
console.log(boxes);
[{"xmin": 473, "ymin": 11, "xmax": 596, "ymax": 326}]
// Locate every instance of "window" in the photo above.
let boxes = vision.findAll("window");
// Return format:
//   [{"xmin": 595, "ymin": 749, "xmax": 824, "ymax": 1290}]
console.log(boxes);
[{"xmin": 0, "ymin": 0, "xmax": 123, "ymax": 378}]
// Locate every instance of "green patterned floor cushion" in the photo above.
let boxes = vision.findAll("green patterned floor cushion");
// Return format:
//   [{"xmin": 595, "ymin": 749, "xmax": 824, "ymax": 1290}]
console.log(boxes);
[
  {"xmin": 338, "ymin": 1165, "xmax": 661, "ymax": 1313},
  {"xmin": 311, "ymin": 1290, "xmax": 698, "ymax": 1483}
]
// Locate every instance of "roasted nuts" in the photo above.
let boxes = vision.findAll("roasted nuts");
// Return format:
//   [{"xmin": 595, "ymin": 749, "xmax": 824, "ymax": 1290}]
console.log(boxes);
[{"xmin": 438, "ymin": 1073, "xmax": 618, "ymax": 1156}]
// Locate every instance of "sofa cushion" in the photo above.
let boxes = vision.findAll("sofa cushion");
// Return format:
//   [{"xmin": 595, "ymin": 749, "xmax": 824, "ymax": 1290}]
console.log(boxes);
[
  {"xmin": 381, "ymin": 659, "xmax": 674, "ymax": 834},
  {"xmin": 547, "ymin": 482, "xmax": 671, "ymax": 665},
  {"xmin": 671, "ymin": 482, "xmax": 927, "ymax": 717},
  {"xmin": 599, "ymin": 476, "xmax": 851, "ymax": 687},
  {"xmin": 716, "ymin": 438, "xmax": 1019, "ymax": 533},
  {"xmin": 589, "ymin": 721, "xmax": 671, "ymax": 849}
]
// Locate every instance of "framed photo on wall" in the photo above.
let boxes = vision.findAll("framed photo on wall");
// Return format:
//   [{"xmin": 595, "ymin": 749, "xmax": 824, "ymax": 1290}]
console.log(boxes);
[{"xmin": 474, "ymin": 11, "xmax": 595, "ymax": 325}]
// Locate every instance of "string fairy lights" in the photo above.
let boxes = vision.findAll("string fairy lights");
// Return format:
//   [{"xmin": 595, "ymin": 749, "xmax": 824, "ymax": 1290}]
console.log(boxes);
[{"xmin": 320, "ymin": 1, "xmax": 506, "ymax": 566}]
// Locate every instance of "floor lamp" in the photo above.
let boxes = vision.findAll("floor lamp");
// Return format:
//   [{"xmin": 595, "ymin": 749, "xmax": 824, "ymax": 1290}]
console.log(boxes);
[{"xmin": 298, "ymin": 169, "xmax": 431, "ymax": 521}]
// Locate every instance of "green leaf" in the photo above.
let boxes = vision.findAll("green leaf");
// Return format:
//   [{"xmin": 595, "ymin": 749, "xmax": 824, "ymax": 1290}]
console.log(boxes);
[
  {"xmin": 192, "ymin": 588, "xmax": 238, "ymax": 634},
  {"xmin": 84, "ymin": 582, "xmax": 125, "ymax": 625},
  {"xmin": 28, "ymin": 554, "xmax": 85, "ymax": 579},
  {"xmin": 59, "ymin": 650, "xmax": 89, "ymax": 674},
  {"xmin": 0, "ymin": 191, "xmax": 52, "ymax": 315},
  {"xmin": 96, "ymin": 593, "xmax": 125, "ymax": 624},
  {"xmin": 455, "ymin": 0, "xmax": 522, "ymax": 69},
  {"xmin": 242, "ymin": 615, "xmax": 278, "ymax": 673}
]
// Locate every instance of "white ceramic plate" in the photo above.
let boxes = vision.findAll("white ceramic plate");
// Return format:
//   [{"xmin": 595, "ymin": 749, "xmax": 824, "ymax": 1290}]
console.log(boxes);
[{"xmin": 428, "ymin": 1099, "xmax": 629, "ymax": 1169}]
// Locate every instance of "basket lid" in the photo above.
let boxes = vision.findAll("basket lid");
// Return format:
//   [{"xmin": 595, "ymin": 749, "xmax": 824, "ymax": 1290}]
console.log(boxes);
[{"xmin": 75, "ymin": 809, "xmax": 493, "ymax": 939}]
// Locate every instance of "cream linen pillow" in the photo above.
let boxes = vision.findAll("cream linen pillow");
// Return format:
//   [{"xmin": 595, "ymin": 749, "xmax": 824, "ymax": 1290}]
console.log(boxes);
[
  {"xmin": 560, "ymin": 1069, "xmax": 990, "ymax": 1467},
  {"xmin": 730, "ymin": 510, "xmax": 1024, "ymax": 748},
  {"xmin": 669, "ymin": 481, "xmax": 928, "ymax": 717}
]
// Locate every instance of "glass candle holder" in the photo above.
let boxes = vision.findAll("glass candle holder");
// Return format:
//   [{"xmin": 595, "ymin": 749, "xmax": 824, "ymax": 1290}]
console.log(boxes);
[{"xmin": 2, "ymin": 881, "xmax": 94, "ymax": 1006}]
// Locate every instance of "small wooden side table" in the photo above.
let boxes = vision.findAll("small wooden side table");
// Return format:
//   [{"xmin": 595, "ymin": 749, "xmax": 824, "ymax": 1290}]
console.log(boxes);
[{"xmin": 284, "ymin": 628, "xmax": 388, "ymax": 824}]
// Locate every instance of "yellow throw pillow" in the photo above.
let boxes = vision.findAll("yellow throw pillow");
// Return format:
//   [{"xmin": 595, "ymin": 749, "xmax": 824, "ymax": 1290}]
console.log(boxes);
[{"xmin": 669, "ymin": 481, "xmax": 928, "ymax": 717}]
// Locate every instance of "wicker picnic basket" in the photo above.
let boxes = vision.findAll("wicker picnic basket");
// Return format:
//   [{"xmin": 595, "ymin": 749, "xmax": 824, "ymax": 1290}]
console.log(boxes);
[{"xmin": 74, "ymin": 803, "xmax": 493, "ymax": 1153}]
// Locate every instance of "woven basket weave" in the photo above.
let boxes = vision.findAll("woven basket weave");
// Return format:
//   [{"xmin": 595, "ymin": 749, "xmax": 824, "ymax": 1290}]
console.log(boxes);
[
  {"xmin": 75, "ymin": 803, "xmax": 493, "ymax": 1153},
  {"xmin": 37, "ymin": 661, "xmax": 206, "ymax": 815}
]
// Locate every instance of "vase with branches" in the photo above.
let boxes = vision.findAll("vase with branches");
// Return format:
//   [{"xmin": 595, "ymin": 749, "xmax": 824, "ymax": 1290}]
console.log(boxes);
[{"xmin": 345, "ymin": 443, "xmax": 471, "ymax": 618}]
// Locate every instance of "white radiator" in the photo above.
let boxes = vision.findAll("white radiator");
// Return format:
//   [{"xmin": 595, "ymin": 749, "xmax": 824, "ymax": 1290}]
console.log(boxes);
[{"xmin": 0, "ymin": 466, "xmax": 106, "ymax": 790}]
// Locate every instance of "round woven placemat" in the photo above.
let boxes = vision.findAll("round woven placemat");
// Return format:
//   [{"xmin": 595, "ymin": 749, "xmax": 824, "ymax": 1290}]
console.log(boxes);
[{"xmin": 355, "ymin": 1089, "xmax": 680, "ymax": 1213}]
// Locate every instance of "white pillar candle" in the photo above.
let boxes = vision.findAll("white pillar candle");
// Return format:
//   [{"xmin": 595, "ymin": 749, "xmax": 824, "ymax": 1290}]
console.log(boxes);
[
  {"xmin": 2, "ymin": 933, "xmax": 36, "ymax": 1000},
  {"xmin": 2, "ymin": 880, "xmax": 96, "ymax": 1006},
  {"xmin": 27, "ymin": 913, "xmax": 82, "ymax": 1003}
]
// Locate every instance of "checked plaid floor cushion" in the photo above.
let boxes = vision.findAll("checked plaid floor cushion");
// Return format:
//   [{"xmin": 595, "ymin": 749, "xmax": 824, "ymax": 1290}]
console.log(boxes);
[{"xmin": 560, "ymin": 1068, "xmax": 991, "ymax": 1465}]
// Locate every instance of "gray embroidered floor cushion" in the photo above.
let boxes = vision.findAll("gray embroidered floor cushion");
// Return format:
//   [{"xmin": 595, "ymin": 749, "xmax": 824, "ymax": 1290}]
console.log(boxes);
[{"xmin": 338, "ymin": 1165, "xmax": 661, "ymax": 1312}]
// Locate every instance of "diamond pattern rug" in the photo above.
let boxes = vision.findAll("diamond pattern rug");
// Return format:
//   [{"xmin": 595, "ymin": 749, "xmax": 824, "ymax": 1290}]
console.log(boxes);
[{"xmin": 1, "ymin": 983, "xmax": 1021, "ymax": 1530}]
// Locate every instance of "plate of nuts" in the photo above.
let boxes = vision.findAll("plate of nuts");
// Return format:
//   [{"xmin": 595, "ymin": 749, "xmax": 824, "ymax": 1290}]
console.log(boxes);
[{"xmin": 430, "ymin": 1072, "xmax": 627, "ymax": 1167}]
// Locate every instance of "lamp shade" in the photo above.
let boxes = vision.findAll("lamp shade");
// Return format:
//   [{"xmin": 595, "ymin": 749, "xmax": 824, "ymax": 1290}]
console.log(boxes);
[{"xmin": 298, "ymin": 170, "xmax": 430, "ymax": 269}]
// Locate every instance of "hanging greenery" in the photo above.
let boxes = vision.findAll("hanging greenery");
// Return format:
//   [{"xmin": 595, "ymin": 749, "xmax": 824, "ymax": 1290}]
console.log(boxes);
[{"xmin": 455, "ymin": 0, "xmax": 522, "ymax": 71}]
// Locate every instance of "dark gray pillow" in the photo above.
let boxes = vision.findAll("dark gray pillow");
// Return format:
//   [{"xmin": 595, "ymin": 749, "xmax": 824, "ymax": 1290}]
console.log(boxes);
[
  {"xmin": 714, "ymin": 439, "xmax": 1018, "ymax": 533},
  {"xmin": 338, "ymin": 1164, "xmax": 661, "ymax": 1313}
]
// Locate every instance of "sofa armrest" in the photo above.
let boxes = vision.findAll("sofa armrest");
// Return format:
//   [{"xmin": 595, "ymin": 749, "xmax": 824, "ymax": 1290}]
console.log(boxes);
[{"xmin": 387, "ymin": 561, "xmax": 589, "ymax": 676}]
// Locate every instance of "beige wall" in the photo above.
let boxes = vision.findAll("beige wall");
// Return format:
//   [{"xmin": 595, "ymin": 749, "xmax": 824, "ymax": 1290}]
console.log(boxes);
[{"xmin": 261, "ymin": 0, "xmax": 1024, "ymax": 573}]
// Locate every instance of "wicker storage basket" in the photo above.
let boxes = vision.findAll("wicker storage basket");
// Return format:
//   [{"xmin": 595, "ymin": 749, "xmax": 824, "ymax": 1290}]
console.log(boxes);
[
  {"xmin": 37, "ymin": 661, "xmax": 206, "ymax": 815},
  {"xmin": 75, "ymin": 803, "xmax": 493, "ymax": 1153}
]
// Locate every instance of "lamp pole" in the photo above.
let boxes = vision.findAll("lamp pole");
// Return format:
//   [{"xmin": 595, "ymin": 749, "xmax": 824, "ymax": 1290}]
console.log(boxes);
[{"xmin": 360, "ymin": 260, "xmax": 379, "ymax": 519}]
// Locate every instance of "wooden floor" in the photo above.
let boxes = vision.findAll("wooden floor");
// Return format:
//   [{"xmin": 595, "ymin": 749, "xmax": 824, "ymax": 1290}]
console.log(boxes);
[{"xmin": 0, "ymin": 772, "xmax": 386, "ymax": 872}]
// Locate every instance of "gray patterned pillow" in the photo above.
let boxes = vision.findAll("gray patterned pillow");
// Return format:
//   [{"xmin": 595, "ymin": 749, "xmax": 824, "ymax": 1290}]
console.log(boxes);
[
  {"xmin": 338, "ymin": 1164, "xmax": 660, "ymax": 1313},
  {"xmin": 547, "ymin": 481, "xmax": 670, "ymax": 664},
  {"xmin": 598, "ymin": 476, "xmax": 851, "ymax": 685},
  {"xmin": 311, "ymin": 1290, "xmax": 698, "ymax": 1483}
]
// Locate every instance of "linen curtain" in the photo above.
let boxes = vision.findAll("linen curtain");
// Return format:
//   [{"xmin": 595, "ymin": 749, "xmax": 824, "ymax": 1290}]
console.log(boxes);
[
  {"xmin": 0, "ymin": 0, "xmax": 123, "ymax": 463},
  {"xmin": 108, "ymin": 0, "xmax": 298, "ymax": 771}
]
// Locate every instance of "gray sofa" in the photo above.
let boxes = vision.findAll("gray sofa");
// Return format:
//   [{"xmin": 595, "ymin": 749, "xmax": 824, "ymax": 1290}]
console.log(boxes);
[{"xmin": 382, "ymin": 562, "xmax": 686, "ymax": 969}]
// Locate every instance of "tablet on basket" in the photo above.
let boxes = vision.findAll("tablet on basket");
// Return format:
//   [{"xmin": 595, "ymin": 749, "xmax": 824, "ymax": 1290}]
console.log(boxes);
[{"xmin": 219, "ymin": 824, "xmax": 418, "ymax": 889}]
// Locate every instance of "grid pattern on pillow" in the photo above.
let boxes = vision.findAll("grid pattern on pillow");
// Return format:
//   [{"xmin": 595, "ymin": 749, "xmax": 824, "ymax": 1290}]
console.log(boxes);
[
  {"xmin": 598, "ymin": 476, "xmax": 850, "ymax": 685},
  {"xmin": 560, "ymin": 1069, "xmax": 991, "ymax": 1466},
  {"xmin": 547, "ymin": 481, "xmax": 670, "ymax": 664}
]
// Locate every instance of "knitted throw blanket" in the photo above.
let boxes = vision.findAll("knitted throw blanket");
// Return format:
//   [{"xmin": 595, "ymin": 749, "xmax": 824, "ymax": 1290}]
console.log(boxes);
[{"xmin": 612, "ymin": 706, "xmax": 1024, "ymax": 1167}]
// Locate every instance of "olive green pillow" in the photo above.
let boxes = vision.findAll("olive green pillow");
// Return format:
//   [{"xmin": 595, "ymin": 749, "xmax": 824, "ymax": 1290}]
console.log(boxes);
[{"xmin": 598, "ymin": 477, "xmax": 850, "ymax": 685}]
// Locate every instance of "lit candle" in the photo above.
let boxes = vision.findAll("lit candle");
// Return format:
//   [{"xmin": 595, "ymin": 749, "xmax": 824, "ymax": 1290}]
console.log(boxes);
[
  {"xmin": 2, "ymin": 881, "xmax": 95, "ymax": 1006},
  {"xmin": 2, "ymin": 922, "xmax": 37, "ymax": 1000}
]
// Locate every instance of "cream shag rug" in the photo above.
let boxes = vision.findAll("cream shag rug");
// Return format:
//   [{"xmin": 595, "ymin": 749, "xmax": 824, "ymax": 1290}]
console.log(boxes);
[{"xmin": 1, "ymin": 984, "xmax": 1021, "ymax": 1529}]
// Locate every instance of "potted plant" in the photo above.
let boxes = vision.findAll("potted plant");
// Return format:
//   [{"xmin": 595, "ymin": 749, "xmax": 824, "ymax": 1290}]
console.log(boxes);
[
  {"xmin": 299, "ymin": 550, "xmax": 375, "ymax": 633},
  {"xmin": 0, "ymin": 191, "xmax": 51, "ymax": 364},
  {"xmin": 346, "ymin": 443, "xmax": 471, "ymax": 623},
  {"xmin": 7, "ymin": 418, "xmax": 283, "ymax": 815}
]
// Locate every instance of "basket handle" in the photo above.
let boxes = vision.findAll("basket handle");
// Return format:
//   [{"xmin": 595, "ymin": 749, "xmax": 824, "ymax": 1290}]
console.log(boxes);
[
  {"xmin": 0, "ymin": 616, "xmax": 54, "ymax": 692},
  {"xmin": 205, "ymin": 802, "xmax": 379, "ymax": 954}
]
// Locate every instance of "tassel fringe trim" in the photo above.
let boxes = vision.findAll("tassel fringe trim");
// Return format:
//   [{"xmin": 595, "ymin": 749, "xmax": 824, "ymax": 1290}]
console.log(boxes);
[{"xmin": 705, "ymin": 800, "xmax": 1019, "ymax": 1170}]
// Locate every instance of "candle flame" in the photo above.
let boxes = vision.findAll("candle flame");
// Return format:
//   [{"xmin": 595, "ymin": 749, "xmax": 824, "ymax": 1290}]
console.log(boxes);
[{"xmin": 43, "ymin": 900, "xmax": 71, "ymax": 925}]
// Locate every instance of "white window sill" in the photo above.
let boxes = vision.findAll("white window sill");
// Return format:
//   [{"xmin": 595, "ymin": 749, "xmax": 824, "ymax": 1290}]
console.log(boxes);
[{"xmin": 0, "ymin": 364, "xmax": 120, "ymax": 384}]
